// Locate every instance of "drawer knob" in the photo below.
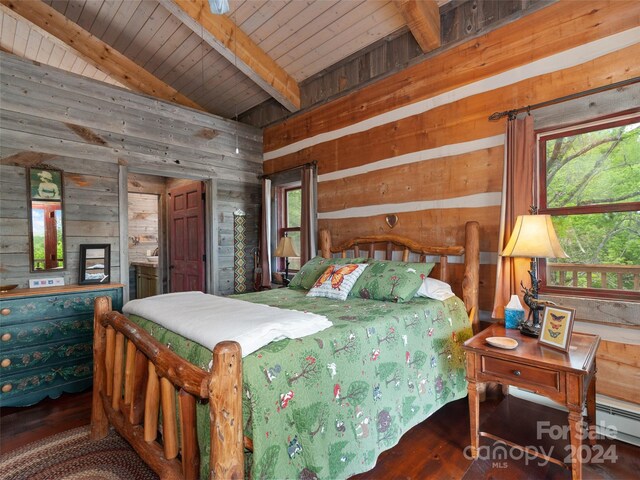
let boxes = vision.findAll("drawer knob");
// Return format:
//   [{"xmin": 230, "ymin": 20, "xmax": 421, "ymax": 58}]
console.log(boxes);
[
  {"xmin": 513, "ymin": 370, "xmax": 521, "ymax": 376},
  {"xmin": 1, "ymin": 383, "xmax": 12, "ymax": 393},
  {"xmin": 1, "ymin": 333, "xmax": 11, "ymax": 342},
  {"xmin": 0, "ymin": 308, "xmax": 10, "ymax": 316},
  {"xmin": 0, "ymin": 358, "xmax": 10, "ymax": 368}
]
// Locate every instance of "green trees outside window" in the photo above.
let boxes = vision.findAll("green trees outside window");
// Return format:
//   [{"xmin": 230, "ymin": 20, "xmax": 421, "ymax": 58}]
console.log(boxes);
[{"xmin": 541, "ymin": 117, "xmax": 639, "ymax": 293}]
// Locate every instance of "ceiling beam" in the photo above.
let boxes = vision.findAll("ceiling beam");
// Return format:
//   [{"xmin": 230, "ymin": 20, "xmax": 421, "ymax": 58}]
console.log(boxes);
[
  {"xmin": 0, "ymin": 0, "xmax": 205, "ymax": 112},
  {"xmin": 160, "ymin": 0, "xmax": 300, "ymax": 112},
  {"xmin": 394, "ymin": 0, "xmax": 441, "ymax": 53}
]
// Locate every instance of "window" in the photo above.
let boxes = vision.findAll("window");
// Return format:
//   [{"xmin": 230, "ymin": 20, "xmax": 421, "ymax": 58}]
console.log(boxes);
[
  {"xmin": 538, "ymin": 113, "xmax": 639, "ymax": 299},
  {"xmin": 278, "ymin": 186, "xmax": 301, "ymax": 271}
]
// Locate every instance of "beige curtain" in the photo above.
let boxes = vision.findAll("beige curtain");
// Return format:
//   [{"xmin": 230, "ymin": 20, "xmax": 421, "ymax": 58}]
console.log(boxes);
[
  {"xmin": 259, "ymin": 178, "xmax": 272, "ymax": 289},
  {"xmin": 492, "ymin": 115, "xmax": 535, "ymax": 318},
  {"xmin": 300, "ymin": 164, "xmax": 317, "ymax": 266}
]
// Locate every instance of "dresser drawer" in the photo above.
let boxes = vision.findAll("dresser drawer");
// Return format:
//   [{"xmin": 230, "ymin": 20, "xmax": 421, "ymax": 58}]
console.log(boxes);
[
  {"xmin": 481, "ymin": 356, "xmax": 560, "ymax": 392},
  {"xmin": 0, "ymin": 289, "xmax": 122, "ymax": 326},
  {"xmin": 0, "ymin": 357, "xmax": 93, "ymax": 407},
  {"xmin": 0, "ymin": 339, "xmax": 93, "ymax": 375},
  {"xmin": 0, "ymin": 316, "xmax": 92, "ymax": 350}
]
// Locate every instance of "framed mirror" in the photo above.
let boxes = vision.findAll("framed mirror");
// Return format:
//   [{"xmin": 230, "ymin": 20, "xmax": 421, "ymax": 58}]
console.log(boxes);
[
  {"xmin": 28, "ymin": 167, "xmax": 65, "ymax": 272},
  {"xmin": 79, "ymin": 244, "xmax": 111, "ymax": 284}
]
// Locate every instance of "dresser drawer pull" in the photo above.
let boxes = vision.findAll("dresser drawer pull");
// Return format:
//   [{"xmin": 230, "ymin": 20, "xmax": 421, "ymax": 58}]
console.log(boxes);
[
  {"xmin": 513, "ymin": 370, "xmax": 521, "ymax": 376},
  {"xmin": 1, "ymin": 383, "xmax": 12, "ymax": 393},
  {"xmin": 0, "ymin": 358, "xmax": 10, "ymax": 368},
  {"xmin": 1, "ymin": 333, "xmax": 11, "ymax": 342},
  {"xmin": 0, "ymin": 308, "xmax": 10, "ymax": 316}
]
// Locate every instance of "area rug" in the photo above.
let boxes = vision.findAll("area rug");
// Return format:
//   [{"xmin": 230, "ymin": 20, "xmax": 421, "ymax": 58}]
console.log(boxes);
[{"xmin": 0, "ymin": 425, "xmax": 159, "ymax": 480}]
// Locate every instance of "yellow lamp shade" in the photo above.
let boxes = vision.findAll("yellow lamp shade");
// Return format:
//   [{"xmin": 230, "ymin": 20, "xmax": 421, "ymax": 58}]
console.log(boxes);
[
  {"xmin": 501, "ymin": 215, "xmax": 568, "ymax": 259},
  {"xmin": 274, "ymin": 236, "xmax": 299, "ymax": 258}
]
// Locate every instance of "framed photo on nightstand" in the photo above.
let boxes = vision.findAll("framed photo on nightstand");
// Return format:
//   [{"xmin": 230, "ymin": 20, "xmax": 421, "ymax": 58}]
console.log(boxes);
[{"xmin": 539, "ymin": 305, "xmax": 576, "ymax": 352}]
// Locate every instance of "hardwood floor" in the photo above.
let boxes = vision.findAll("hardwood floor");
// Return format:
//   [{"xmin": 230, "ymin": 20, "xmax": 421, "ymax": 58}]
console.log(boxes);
[{"xmin": 1, "ymin": 388, "xmax": 638, "ymax": 479}]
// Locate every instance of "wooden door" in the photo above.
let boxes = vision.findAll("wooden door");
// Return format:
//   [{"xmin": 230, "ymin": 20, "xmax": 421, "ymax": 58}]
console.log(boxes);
[{"xmin": 168, "ymin": 182, "xmax": 205, "ymax": 292}]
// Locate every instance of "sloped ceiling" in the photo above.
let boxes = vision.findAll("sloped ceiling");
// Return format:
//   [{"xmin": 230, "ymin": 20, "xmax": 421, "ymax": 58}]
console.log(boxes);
[{"xmin": 0, "ymin": 0, "xmax": 449, "ymax": 119}]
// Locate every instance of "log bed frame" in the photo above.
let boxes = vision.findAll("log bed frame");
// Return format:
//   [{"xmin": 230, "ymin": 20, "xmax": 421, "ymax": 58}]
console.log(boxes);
[{"xmin": 90, "ymin": 221, "xmax": 479, "ymax": 480}]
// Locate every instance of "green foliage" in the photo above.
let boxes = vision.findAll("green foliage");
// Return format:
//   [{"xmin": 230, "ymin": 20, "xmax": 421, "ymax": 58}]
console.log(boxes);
[
  {"xmin": 290, "ymin": 401, "xmax": 329, "ymax": 438},
  {"xmin": 328, "ymin": 441, "xmax": 354, "ymax": 478},
  {"xmin": 408, "ymin": 350, "xmax": 427, "ymax": 370},
  {"xmin": 256, "ymin": 445, "xmax": 280, "ymax": 480},
  {"xmin": 376, "ymin": 362, "xmax": 400, "ymax": 383},
  {"xmin": 401, "ymin": 396, "xmax": 420, "ymax": 425},
  {"xmin": 340, "ymin": 381, "xmax": 369, "ymax": 406},
  {"xmin": 545, "ymin": 121, "xmax": 639, "ymax": 290}
]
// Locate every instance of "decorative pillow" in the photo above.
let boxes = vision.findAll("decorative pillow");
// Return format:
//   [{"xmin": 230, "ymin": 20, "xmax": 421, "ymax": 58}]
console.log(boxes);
[
  {"xmin": 288, "ymin": 256, "xmax": 367, "ymax": 290},
  {"xmin": 415, "ymin": 277, "xmax": 455, "ymax": 301},
  {"xmin": 306, "ymin": 264, "xmax": 368, "ymax": 301},
  {"xmin": 350, "ymin": 260, "xmax": 435, "ymax": 302}
]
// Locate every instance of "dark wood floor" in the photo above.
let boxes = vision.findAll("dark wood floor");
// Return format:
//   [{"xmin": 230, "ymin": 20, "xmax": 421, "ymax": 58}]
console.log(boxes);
[{"xmin": 1, "ymin": 388, "xmax": 638, "ymax": 479}]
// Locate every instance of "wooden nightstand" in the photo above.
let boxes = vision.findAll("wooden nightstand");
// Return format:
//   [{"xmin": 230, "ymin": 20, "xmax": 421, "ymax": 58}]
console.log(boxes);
[{"xmin": 463, "ymin": 324, "xmax": 600, "ymax": 480}]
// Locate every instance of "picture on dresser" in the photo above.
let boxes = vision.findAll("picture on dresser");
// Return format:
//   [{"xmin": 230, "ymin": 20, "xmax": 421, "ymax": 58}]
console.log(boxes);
[
  {"xmin": 79, "ymin": 244, "xmax": 111, "ymax": 285},
  {"xmin": 538, "ymin": 305, "xmax": 576, "ymax": 352}
]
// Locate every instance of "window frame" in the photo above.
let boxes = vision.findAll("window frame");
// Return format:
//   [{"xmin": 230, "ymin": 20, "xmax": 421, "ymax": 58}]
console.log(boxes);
[
  {"xmin": 537, "ymin": 111, "xmax": 640, "ymax": 301},
  {"xmin": 276, "ymin": 185, "xmax": 301, "ymax": 272}
]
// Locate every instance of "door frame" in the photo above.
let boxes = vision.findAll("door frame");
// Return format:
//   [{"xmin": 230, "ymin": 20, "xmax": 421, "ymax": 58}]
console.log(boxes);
[{"xmin": 118, "ymin": 165, "xmax": 218, "ymax": 304}]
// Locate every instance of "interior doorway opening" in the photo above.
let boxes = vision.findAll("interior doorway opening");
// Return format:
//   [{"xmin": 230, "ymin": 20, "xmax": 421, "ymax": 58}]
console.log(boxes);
[{"xmin": 126, "ymin": 173, "xmax": 207, "ymax": 300}]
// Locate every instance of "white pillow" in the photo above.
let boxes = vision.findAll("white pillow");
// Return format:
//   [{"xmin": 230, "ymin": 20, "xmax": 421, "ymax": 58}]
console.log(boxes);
[
  {"xmin": 415, "ymin": 277, "xmax": 455, "ymax": 301},
  {"xmin": 307, "ymin": 264, "xmax": 368, "ymax": 301}
]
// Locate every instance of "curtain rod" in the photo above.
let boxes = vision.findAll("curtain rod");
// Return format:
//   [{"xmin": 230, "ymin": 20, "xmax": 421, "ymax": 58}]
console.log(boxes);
[
  {"xmin": 259, "ymin": 160, "xmax": 317, "ymax": 179},
  {"xmin": 488, "ymin": 76, "xmax": 640, "ymax": 121}
]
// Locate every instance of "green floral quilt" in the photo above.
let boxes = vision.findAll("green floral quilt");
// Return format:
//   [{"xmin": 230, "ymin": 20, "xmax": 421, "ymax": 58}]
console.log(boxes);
[{"xmin": 129, "ymin": 289, "xmax": 473, "ymax": 479}]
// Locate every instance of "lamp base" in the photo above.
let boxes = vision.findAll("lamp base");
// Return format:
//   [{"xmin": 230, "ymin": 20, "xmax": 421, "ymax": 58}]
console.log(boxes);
[{"xmin": 519, "ymin": 323, "xmax": 541, "ymax": 338}]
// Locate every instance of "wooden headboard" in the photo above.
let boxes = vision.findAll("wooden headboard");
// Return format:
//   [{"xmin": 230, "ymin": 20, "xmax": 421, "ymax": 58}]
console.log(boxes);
[{"xmin": 319, "ymin": 221, "xmax": 480, "ymax": 330}]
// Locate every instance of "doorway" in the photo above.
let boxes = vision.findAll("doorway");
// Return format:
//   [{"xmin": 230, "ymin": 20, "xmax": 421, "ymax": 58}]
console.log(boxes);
[
  {"xmin": 127, "ymin": 192, "xmax": 160, "ymax": 300},
  {"xmin": 126, "ymin": 173, "xmax": 207, "ymax": 299}
]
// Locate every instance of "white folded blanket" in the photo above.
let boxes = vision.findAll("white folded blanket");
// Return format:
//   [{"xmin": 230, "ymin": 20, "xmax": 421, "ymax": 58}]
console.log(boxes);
[{"xmin": 123, "ymin": 291, "xmax": 332, "ymax": 357}]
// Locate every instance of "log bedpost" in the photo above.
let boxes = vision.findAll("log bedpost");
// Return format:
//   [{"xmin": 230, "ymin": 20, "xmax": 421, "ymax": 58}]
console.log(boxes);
[
  {"xmin": 319, "ymin": 229, "xmax": 331, "ymax": 258},
  {"xmin": 462, "ymin": 221, "xmax": 480, "ymax": 332},
  {"xmin": 209, "ymin": 341, "xmax": 243, "ymax": 480},
  {"xmin": 91, "ymin": 295, "xmax": 111, "ymax": 440}
]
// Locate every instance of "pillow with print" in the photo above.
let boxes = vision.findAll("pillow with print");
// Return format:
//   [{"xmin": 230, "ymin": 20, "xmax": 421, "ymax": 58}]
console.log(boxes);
[
  {"xmin": 307, "ymin": 263, "xmax": 368, "ymax": 301},
  {"xmin": 350, "ymin": 260, "xmax": 435, "ymax": 302},
  {"xmin": 289, "ymin": 256, "xmax": 368, "ymax": 290}
]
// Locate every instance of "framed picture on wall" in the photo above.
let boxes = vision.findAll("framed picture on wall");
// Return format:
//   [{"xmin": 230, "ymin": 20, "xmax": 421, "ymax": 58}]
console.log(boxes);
[
  {"xmin": 29, "ymin": 167, "xmax": 62, "ymax": 201},
  {"xmin": 79, "ymin": 244, "xmax": 111, "ymax": 285},
  {"xmin": 538, "ymin": 305, "xmax": 576, "ymax": 352}
]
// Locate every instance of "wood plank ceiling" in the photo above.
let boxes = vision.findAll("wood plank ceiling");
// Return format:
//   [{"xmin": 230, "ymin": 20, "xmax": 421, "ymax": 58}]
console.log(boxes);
[{"xmin": 0, "ymin": 0, "xmax": 448, "ymax": 120}]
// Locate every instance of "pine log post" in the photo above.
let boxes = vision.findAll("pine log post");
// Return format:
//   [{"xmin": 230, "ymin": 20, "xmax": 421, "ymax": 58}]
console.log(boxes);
[
  {"xmin": 179, "ymin": 389, "xmax": 200, "ymax": 480},
  {"xmin": 209, "ymin": 341, "xmax": 243, "ymax": 480},
  {"xmin": 144, "ymin": 362, "xmax": 160, "ymax": 442},
  {"xmin": 160, "ymin": 377, "xmax": 179, "ymax": 460},
  {"xmin": 462, "ymin": 221, "xmax": 480, "ymax": 333},
  {"xmin": 319, "ymin": 229, "xmax": 332, "ymax": 258},
  {"xmin": 91, "ymin": 295, "xmax": 112, "ymax": 440}
]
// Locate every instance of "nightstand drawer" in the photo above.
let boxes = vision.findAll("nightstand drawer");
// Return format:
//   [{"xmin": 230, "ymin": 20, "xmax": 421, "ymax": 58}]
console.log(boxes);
[{"xmin": 481, "ymin": 356, "xmax": 560, "ymax": 391}]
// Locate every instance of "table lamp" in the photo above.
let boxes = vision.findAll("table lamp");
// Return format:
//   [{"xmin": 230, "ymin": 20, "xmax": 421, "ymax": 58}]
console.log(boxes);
[
  {"xmin": 501, "ymin": 214, "xmax": 568, "ymax": 337},
  {"xmin": 274, "ymin": 235, "xmax": 299, "ymax": 286}
]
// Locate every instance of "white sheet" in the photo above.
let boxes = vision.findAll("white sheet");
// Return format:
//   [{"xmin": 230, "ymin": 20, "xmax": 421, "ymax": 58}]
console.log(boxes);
[{"xmin": 123, "ymin": 291, "xmax": 332, "ymax": 357}]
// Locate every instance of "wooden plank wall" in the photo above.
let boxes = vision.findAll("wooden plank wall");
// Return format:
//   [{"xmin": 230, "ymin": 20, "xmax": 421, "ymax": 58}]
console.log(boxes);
[
  {"xmin": 262, "ymin": 1, "xmax": 640, "ymax": 314},
  {"xmin": 0, "ymin": 52, "xmax": 262, "ymax": 294}
]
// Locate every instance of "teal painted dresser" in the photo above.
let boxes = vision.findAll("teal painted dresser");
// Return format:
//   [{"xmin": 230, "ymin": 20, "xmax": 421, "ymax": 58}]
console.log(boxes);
[{"xmin": 0, "ymin": 284, "xmax": 123, "ymax": 407}]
